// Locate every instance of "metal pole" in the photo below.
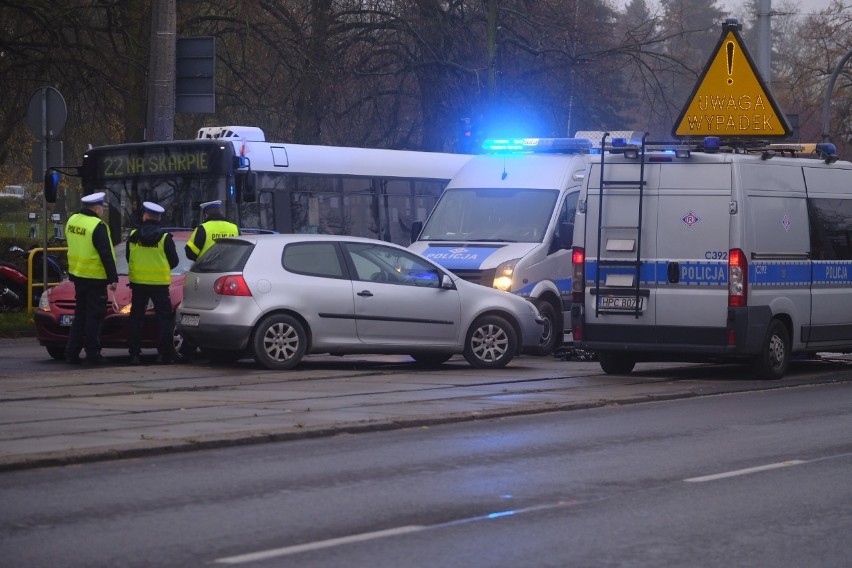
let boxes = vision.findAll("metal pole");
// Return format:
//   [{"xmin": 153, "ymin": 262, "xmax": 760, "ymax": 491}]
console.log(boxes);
[
  {"xmin": 41, "ymin": 91, "xmax": 48, "ymax": 304},
  {"xmin": 757, "ymin": 0, "xmax": 771, "ymax": 83},
  {"xmin": 821, "ymin": 49, "xmax": 852, "ymax": 142}
]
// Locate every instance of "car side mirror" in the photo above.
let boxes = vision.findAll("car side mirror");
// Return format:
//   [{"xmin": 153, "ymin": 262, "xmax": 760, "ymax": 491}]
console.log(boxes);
[
  {"xmin": 411, "ymin": 220, "xmax": 423, "ymax": 243},
  {"xmin": 558, "ymin": 221, "xmax": 574, "ymax": 249},
  {"xmin": 441, "ymin": 273, "xmax": 454, "ymax": 289}
]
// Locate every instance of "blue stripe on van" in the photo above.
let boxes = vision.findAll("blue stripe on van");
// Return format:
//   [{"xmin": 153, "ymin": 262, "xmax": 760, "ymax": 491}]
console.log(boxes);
[{"xmin": 585, "ymin": 259, "xmax": 852, "ymax": 288}]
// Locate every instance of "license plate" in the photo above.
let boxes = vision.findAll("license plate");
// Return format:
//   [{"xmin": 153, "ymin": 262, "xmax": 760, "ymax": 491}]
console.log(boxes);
[
  {"xmin": 180, "ymin": 314, "xmax": 200, "ymax": 327},
  {"xmin": 59, "ymin": 314, "xmax": 74, "ymax": 327},
  {"xmin": 598, "ymin": 295, "xmax": 643, "ymax": 311}
]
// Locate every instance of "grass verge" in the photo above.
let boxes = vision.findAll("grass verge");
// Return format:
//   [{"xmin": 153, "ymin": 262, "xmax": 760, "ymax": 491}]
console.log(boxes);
[{"xmin": 0, "ymin": 311, "xmax": 36, "ymax": 338}]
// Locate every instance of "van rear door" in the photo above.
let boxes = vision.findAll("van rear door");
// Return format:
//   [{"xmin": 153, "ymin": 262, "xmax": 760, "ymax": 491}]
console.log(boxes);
[
  {"xmin": 654, "ymin": 163, "xmax": 732, "ymax": 346},
  {"xmin": 582, "ymin": 162, "xmax": 660, "ymax": 340}
]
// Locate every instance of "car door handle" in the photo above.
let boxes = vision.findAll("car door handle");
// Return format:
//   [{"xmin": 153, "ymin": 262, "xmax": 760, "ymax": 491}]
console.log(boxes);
[{"xmin": 357, "ymin": 290, "xmax": 373, "ymax": 297}]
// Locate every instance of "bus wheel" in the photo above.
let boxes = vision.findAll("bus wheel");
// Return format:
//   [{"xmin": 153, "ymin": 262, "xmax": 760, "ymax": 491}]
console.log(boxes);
[
  {"xmin": 598, "ymin": 352, "xmax": 636, "ymax": 375},
  {"xmin": 752, "ymin": 319, "xmax": 789, "ymax": 380},
  {"xmin": 532, "ymin": 300, "xmax": 559, "ymax": 356}
]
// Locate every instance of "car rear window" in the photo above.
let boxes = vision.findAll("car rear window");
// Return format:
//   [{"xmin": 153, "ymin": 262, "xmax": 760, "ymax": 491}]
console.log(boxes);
[{"xmin": 191, "ymin": 240, "xmax": 254, "ymax": 273}]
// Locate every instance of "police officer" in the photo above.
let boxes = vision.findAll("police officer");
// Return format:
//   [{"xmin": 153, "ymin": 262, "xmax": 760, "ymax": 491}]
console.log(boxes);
[
  {"xmin": 185, "ymin": 200, "xmax": 239, "ymax": 261},
  {"xmin": 127, "ymin": 202, "xmax": 179, "ymax": 365},
  {"xmin": 64, "ymin": 192, "xmax": 118, "ymax": 364}
]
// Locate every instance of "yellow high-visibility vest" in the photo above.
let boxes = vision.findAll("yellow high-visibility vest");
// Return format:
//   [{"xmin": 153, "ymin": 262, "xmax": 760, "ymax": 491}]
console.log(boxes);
[
  {"xmin": 128, "ymin": 231, "xmax": 171, "ymax": 285},
  {"xmin": 66, "ymin": 213, "xmax": 115, "ymax": 279}
]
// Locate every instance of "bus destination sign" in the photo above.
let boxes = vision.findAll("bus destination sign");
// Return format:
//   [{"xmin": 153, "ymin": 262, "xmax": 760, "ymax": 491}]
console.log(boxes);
[{"xmin": 98, "ymin": 147, "xmax": 214, "ymax": 178}]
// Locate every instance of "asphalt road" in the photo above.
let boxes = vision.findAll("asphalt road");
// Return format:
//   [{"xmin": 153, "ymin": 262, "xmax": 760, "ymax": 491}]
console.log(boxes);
[
  {"xmin": 2, "ymin": 381, "xmax": 851, "ymax": 567},
  {"xmin": 3, "ymin": 337, "xmax": 852, "ymax": 471}
]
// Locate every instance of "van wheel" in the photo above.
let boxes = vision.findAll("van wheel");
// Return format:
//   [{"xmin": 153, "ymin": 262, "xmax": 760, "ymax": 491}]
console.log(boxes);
[
  {"xmin": 532, "ymin": 300, "xmax": 560, "ymax": 356},
  {"xmin": 252, "ymin": 313, "xmax": 306, "ymax": 370},
  {"xmin": 463, "ymin": 315, "xmax": 517, "ymax": 369},
  {"xmin": 599, "ymin": 352, "xmax": 636, "ymax": 375},
  {"xmin": 752, "ymin": 319, "xmax": 789, "ymax": 380}
]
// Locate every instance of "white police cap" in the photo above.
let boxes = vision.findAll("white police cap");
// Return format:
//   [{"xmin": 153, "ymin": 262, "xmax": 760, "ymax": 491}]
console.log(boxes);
[
  {"xmin": 200, "ymin": 200, "xmax": 222, "ymax": 211},
  {"xmin": 81, "ymin": 192, "xmax": 105, "ymax": 206},
  {"xmin": 143, "ymin": 201, "xmax": 165, "ymax": 215}
]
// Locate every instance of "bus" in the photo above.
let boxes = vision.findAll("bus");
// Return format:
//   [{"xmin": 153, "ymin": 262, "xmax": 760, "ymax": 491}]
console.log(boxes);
[{"xmin": 56, "ymin": 126, "xmax": 472, "ymax": 244}]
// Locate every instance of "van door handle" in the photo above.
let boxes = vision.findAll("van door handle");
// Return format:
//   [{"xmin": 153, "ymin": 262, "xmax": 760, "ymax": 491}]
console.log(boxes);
[
  {"xmin": 667, "ymin": 262, "xmax": 680, "ymax": 284},
  {"xmin": 357, "ymin": 290, "xmax": 373, "ymax": 297}
]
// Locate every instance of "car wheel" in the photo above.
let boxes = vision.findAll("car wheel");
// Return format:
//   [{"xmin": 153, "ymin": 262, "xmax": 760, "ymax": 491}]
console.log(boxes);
[
  {"xmin": 531, "ymin": 299, "xmax": 560, "ymax": 356},
  {"xmin": 202, "ymin": 348, "xmax": 245, "ymax": 364},
  {"xmin": 169, "ymin": 316, "xmax": 195, "ymax": 362},
  {"xmin": 463, "ymin": 315, "xmax": 517, "ymax": 369},
  {"xmin": 598, "ymin": 351, "xmax": 636, "ymax": 375},
  {"xmin": 752, "ymin": 319, "xmax": 789, "ymax": 380},
  {"xmin": 410, "ymin": 353, "xmax": 453, "ymax": 366},
  {"xmin": 252, "ymin": 313, "xmax": 306, "ymax": 370},
  {"xmin": 46, "ymin": 344, "xmax": 65, "ymax": 360}
]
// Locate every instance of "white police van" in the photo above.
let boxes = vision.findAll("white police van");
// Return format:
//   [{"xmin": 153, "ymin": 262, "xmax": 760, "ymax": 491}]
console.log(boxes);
[
  {"xmin": 408, "ymin": 136, "xmax": 639, "ymax": 355},
  {"xmin": 570, "ymin": 133, "xmax": 852, "ymax": 379}
]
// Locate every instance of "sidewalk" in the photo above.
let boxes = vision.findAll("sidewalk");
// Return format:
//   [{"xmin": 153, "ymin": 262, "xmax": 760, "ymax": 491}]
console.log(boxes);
[{"xmin": 2, "ymin": 338, "xmax": 851, "ymax": 471}]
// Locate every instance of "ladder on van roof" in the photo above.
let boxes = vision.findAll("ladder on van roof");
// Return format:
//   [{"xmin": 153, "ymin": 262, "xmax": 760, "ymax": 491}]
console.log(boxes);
[{"xmin": 593, "ymin": 132, "xmax": 648, "ymax": 318}]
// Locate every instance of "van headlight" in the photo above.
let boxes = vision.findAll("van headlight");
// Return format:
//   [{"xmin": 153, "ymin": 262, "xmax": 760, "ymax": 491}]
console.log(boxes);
[{"xmin": 492, "ymin": 259, "xmax": 519, "ymax": 292}]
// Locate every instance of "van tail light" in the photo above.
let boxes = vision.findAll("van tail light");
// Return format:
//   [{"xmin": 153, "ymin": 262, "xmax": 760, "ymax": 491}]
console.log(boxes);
[
  {"xmin": 213, "ymin": 275, "xmax": 252, "ymax": 296},
  {"xmin": 728, "ymin": 248, "xmax": 747, "ymax": 307},
  {"xmin": 572, "ymin": 246, "xmax": 585, "ymax": 304}
]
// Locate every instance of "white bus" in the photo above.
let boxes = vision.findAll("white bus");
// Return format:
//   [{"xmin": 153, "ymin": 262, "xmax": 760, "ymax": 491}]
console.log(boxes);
[{"xmin": 73, "ymin": 126, "xmax": 472, "ymax": 245}]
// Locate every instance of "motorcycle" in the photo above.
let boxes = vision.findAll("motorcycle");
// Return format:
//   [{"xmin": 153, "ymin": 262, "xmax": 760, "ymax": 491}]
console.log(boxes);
[{"xmin": 0, "ymin": 244, "xmax": 66, "ymax": 311}]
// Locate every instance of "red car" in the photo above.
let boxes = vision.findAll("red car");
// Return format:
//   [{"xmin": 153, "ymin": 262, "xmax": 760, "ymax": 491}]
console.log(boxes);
[{"xmin": 34, "ymin": 231, "xmax": 195, "ymax": 361}]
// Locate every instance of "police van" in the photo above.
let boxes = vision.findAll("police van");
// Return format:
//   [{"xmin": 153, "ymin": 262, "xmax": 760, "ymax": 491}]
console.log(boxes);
[
  {"xmin": 570, "ymin": 134, "xmax": 852, "ymax": 379},
  {"xmin": 408, "ymin": 136, "xmax": 637, "ymax": 355}
]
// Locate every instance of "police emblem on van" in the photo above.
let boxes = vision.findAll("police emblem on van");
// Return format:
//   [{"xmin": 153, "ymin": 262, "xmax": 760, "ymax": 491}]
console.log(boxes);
[{"xmin": 681, "ymin": 211, "xmax": 702, "ymax": 227}]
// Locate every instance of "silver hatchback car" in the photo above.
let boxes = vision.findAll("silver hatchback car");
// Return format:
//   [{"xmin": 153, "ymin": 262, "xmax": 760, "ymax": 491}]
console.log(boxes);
[{"xmin": 177, "ymin": 234, "xmax": 544, "ymax": 369}]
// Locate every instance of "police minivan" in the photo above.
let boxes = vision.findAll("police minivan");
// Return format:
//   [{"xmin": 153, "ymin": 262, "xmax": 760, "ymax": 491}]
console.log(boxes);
[
  {"xmin": 408, "ymin": 136, "xmax": 638, "ymax": 354},
  {"xmin": 570, "ymin": 133, "xmax": 852, "ymax": 379}
]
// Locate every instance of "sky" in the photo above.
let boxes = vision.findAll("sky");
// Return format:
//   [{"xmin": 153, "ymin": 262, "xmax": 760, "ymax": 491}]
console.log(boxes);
[{"xmin": 614, "ymin": 0, "xmax": 844, "ymax": 18}]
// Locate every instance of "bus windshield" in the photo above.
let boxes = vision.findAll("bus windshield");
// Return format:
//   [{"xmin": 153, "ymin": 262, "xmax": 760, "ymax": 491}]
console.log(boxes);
[
  {"xmin": 81, "ymin": 140, "xmax": 237, "ymax": 241},
  {"xmin": 419, "ymin": 188, "xmax": 559, "ymax": 243},
  {"xmin": 99, "ymin": 175, "xmax": 232, "ymax": 242}
]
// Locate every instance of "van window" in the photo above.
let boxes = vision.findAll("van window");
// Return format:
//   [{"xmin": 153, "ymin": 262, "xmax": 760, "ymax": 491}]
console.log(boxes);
[
  {"xmin": 420, "ymin": 188, "xmax": 558, "ymax": 242},
  {"xmin": 808, "ymin": 198, "xmax": 852, "ymax": 260}
]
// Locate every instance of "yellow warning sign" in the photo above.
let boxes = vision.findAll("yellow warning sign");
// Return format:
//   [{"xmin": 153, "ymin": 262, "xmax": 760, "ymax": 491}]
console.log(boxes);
[{"xmin": 673, "ymin": 23, "xmax": 791, "ymax": 139}]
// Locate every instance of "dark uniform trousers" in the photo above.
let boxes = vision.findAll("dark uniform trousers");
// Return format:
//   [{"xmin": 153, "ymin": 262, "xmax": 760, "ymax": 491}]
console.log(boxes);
[
  {"xmin": 128, "ymin": 284, "xmax": 173, "ymax": 357},
  {"xmin": 65, "ymin": 279, "xmax": 108, "ymax": 359}
]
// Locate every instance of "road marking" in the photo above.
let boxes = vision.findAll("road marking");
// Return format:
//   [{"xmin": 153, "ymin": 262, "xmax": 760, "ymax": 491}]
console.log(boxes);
[
  {"xmin": 684, "ymin": 460, "xmax": 807, "ymax": 483},
  {"xmin": 214, "ymin": 525, "xmax": 425, "ymax": 564}
]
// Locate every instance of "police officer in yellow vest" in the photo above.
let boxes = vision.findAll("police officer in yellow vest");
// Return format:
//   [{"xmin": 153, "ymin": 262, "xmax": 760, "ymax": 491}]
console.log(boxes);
[
  {"xmin": 64, "ymin": 192, "xmax": 118, "ymax": 364},
  {"xmin": 127, "ymin": 202, "xmax": 179, "ymax": 365},
  {"xmin": 185, "ymin": 200, "xmax": 239, "ymax": 261}
]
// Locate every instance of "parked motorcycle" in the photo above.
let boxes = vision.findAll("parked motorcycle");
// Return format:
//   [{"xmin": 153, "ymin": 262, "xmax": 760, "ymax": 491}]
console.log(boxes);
[{"xmin": 0, "ymin": 244, "xmax": 65, "ymax": 311}]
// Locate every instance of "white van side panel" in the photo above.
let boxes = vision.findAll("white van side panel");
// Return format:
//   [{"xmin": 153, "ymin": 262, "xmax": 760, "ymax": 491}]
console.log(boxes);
[
  {"xmin": 803, "ymin": 166, "xmax": 852, "ymax": 347},
  {"xmin": 655, "ymin": 164, "xmax": 732, "ymax": 337},
  {"xmin": 738, "ymin": 163, "xmax": 810, "ymax": 347}
]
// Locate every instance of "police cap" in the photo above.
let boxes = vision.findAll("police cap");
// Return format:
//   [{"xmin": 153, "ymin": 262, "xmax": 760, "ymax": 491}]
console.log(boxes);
[
  {"xmin": 143, "ymin": 201, "xmax": 165, "ymax": 215},
  {"xmin": 81, "ymin": 192, "xmax": 106, "ymax": 206},
  {"xmin": 200, "ymin": 200, "xmax": 222, "ymax": 212}
]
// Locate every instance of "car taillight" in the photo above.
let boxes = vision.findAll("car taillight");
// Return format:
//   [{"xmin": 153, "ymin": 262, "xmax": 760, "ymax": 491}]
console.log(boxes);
[
  {"xmin": 213, "ymin": 275, "xmax": 252, "ymax": 296},
  {"xmin": 572, "ymin": 246, "xmax": 585, "ymax": 304},
  {"xmin": 728, "ymin": 248, "xmax": 747, "ymax": 307}
]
